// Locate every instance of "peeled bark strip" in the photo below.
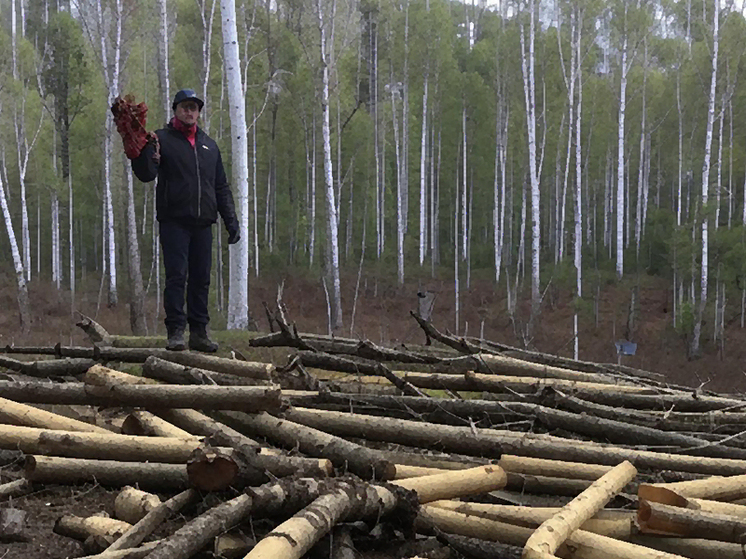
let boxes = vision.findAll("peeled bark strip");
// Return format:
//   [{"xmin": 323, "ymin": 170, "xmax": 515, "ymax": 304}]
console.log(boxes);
[
  {"xmin": 1, "ymin": 424, "xmax": 209, "ymax": 462},
  {"xmin": 84, "ymin": 368, "xmax": 282, "ymax": 411},
  {"xmin": 54, "ymin": 514, "xmax": 132, "ymax": 543},
  {"xmin": 121, "ymin": 411, "xmax": 198, "ymax": 439},
  {"xmin": 25, "ymin": 456, "xmax": 189, "ymax": 489},
  {"xmin": 115, "ymin": 488, "xmax": 162, "ymax": 524},
  {"xmin": 106, "ymin": 489, "xmax": 197, "ymax": 552},
  {"xmin": 0, "ymin": 395, "xmax": 111, "ymax": 433},
  {"xmin": 142, "ymin": 356, "xmax": 265, "ymax": 386},
  {"xmin": 214, "ymin": 411, "xmax": 396, "ymax": 480},
  {"xmin": 429, "ymin": 501, "xmax": 634, "ymax": 539},
  {"xmin": 0, "ymin": 478, "xmax": 32, "ymax": 501},
  {"xmin": 523, "ymin": 461, "xmax": 637, "ymax": 559},
  {"xmin": 498, "ymin": 455, "xmax": 613, "ymax": 481},
  {"xmin": 640, "ymin": 474, "xmax": 746, "ymax": 500}
]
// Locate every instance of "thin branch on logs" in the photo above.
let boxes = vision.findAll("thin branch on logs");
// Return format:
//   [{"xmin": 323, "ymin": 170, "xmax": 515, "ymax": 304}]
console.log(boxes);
[{"xmin": 410, "ymin": 312, "xmax": 484, "ymax": 354}]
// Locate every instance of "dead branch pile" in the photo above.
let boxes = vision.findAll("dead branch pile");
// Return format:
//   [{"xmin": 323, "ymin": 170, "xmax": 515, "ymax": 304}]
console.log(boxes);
[{"xmin": 2, "ymin": 311, "xmax": 746, "ymax": 558}]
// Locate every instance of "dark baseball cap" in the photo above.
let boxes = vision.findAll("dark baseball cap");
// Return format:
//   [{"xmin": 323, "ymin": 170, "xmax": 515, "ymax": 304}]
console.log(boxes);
[{"xmin": 172, "ymin": 89, "xmax": 204, "ymax": 111}]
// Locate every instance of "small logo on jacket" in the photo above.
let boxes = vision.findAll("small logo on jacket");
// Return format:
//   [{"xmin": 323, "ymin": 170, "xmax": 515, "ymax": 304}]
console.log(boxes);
[{"xmin": 202, "ymin": 145, "xmax": 210, "ymax": 150}]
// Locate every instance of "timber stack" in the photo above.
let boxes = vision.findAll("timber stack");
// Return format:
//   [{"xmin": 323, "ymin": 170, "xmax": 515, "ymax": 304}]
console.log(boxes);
[{"xmin": 1, "ymin": 310, "xmax": 746, "ymax": 558}]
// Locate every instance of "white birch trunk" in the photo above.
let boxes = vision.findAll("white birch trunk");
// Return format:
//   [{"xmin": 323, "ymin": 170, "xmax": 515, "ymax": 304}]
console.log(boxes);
[
  {"xmin": 318, "ymin": 0, "xmax": 343, "ymax": 330},
  {"xmin": 223, "ymin": 0, "xmax": 250, "ymax": 330},
  {"xmin": 0, "ymin": 157, "xmax": 31, "ymax": 333},
  {"xmin": 461, "ymin": 104, "xmax": 468, "ymax": 260},
  {"xmin": 392, "ymin": 84, "xmax": 405, "ymax": 285},
  {"xmin": 691, "ymin": 1, "xmax": 719, "ymax": 357},
  {"xmin": 616, "ymin": 29, "xmax": 628, "ymax": 279},
  {"xmin": 158, "ymin": 0, "xmax": 170, "ymax": 120},
  {"xmin": 634, "ymin": 41, "xmax": 647, "ymax": 257},
  {"xmin": 520, "ymin": 0, "xmax": 541, "ymax": 315},
  {"xmin": 125, "ymin": 164, "xmax": 146, "ymax": 335},
  {"xmin": 252, "ymin": 107, "xmax": 259, "ymax": 275},
  {"xmin": 419, "ymin": 73, "xmax": 428, "ymax": 265}
]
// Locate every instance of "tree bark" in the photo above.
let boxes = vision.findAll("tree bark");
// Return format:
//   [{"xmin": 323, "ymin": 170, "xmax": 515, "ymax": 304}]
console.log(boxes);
[
  {"xmin": 0, "ymin": 479, "xmax": 32, "ymax": 501},
  {"xmin": 121, "ymin": 411, "xmax": 197, "ymax": 439}
]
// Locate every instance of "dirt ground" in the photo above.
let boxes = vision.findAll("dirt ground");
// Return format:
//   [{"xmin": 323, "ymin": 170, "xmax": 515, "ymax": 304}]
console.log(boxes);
[{"xmin": 2, "ymin": 269, "xmax": 746, "ymax": 557}]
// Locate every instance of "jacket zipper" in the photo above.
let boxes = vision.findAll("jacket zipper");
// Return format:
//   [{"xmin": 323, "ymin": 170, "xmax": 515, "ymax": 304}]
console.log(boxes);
[{"xmin": 194, "ymin": 141, "xmax": 202, "ymax": 218}]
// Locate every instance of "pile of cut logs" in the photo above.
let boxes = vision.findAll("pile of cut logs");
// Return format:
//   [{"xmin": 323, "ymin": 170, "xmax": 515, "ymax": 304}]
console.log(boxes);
[{"xmin": 1, "ymin": 311, "xmax": 746, "ymax": 558}]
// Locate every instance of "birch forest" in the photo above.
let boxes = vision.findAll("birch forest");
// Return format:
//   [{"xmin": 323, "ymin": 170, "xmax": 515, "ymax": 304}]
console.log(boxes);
[{"xmin": 1, "ymin": 0, "xmax": 746, "ymax": 359}]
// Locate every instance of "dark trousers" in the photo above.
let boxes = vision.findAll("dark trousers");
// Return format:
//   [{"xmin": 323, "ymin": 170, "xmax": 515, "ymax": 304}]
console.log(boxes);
[{"xmin": 159, "ymin": 220, "xmax": 213, "ymax": 333}]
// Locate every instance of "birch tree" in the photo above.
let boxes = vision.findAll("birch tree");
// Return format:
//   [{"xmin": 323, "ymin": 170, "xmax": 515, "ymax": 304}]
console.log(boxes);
[
  {"xmin": 519, "ymin": 0, "xmax": 541, "ymax": 318},
  {"xmin": 316, "ymin": 0, "xmax": 343, "ymax": 330},
  {"xmin": 223, "ymin": 0, "xmax": 251, "ymax": 330},
  {"xmin": 0, "ymin": 144, "xmax": 31, "ymax": 334},
  {"xmin": 691, "ymin": 0, "xmax": 720, "ymax": 357}
]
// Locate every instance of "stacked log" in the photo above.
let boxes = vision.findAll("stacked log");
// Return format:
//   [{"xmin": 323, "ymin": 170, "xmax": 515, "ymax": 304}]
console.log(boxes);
[{"xmin": 3, "ymin": 313, "xmax": 746, "ymax": 558}]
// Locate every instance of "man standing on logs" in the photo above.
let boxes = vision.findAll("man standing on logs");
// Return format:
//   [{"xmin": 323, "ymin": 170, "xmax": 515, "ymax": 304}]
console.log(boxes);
[{"xmin": 114, "ymin": 90, "xmax": 241, "ymax": 352}]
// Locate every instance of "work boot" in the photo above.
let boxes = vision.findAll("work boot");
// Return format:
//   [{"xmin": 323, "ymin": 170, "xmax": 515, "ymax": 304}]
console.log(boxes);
[
  {"xmin": 189, "ymin": 327, "xmax": 218, "ymax": 353},
  {"xmin": 166, "ymin": 328, "xmax": 186, "ymax": 351}
]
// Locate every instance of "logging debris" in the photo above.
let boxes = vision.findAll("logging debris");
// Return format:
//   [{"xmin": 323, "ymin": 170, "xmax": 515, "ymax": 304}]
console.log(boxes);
[{"xmin": 2, "ymin": 313, "xmax": 746, "ymax": 559}]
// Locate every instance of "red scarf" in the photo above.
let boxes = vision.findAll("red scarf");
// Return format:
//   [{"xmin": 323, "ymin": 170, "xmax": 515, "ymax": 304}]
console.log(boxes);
[{"xmin": 171, "ymin": 116, "xmax": 197, "ymax": 147}]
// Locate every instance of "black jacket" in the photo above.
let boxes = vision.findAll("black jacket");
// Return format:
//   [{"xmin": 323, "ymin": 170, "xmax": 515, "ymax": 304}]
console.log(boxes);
[{"xmin": 132, "ymin": 123, "xmax": 238, "ymax": 233}]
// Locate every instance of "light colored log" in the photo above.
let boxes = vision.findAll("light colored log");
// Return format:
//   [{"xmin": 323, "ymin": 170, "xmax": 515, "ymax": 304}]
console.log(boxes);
[
  {"xmin": 498, "ymin": 455, "xmax": 613, "ymax": 481},
  {"xmin": 640, "ymin": 474, "xmax": 746, "ymax": 501},
  {"xmin": 54, "ymin": 514, "xmax": 132, "ymax": 542},
  {"xmin": 689, "ymin": 498, "xmax": 746, "ymax": 519},
  {"xmin": 420, "ymin": 505, "xmax": 687, "ymax": 559},
  {"xmin": 637, "ymin": 500, "xmax": 746, "ymax": 542},
  {"xmin": 85, "ymin": 365, "xmax": 158, "ymax": 385},
  {"xmin": 25, "ymin": 456, "xmax": 189, "ymax": 489},
  {"xmin": 0, "ymin": 424, "xmax": 211, "ymax": 462},
  {"xmin": 464, "ymin": 372, "xmax": 651, "ymax": 394},
  {"xmin": 121, "ymin": 411, "xmax": 198, "ymax": 439},
  {"xmin": 84, "ymin": 367, "xmax": 282, "ymax": 411},
  {"xmin": 106, "ymin": 489, "xmax": 197, "ymax": 552},
  {"xmin": 394, "ymin": 464, "xmax": 450, "ymax": 479},
  {"xmin": 477, "ymin": 353, "xmax": 618, "ymax": 384},
  {"xmin": 428, "ymin": 501, "xmax": 633, "ymax": 539},
  {"xmin": 0, "ymin": 478, "xmax": 32, "ymax": 501},
  {"xmin": 115, "ymin": 488, "xmax": 162, "ymax": 524},
  {"xmin": 392, "ymin": 464, "xmax": 508, "ymax": 503},
  {"xmin": 0, "ymin": 395, "xmax": 110, "ymax": 433},
  {"xmin": 523, "ymin": 461, "xmax": 637, "ymax": 559}
]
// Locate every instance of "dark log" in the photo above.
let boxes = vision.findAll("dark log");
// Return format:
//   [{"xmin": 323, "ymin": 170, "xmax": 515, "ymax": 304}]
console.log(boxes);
[
  {"xmin": 25, "ymin": 455, "xmax": 189, "ymax": 488},
  {"xmin": 284, "ymin": 391, "xmax": 536, "ymax": 424},
  {"xmin": 213, "ymin": 410, "xmax": 396, "ymax": 480},
  {"xmin": 432, "ymin": 530, "xmax": 523, "ymax": 559},
  {"xmin": 533, "ymin": 406, "xmax": 746, "ymax": 459},
  {"xmin": 638, "ymin": 500, "xmax": 746, "ymax": 543},
  {"xmin": 141, "ymin": 356, "xmax": 266, "ymax": 386},
  {"xmin": 410, "ymin": 311, "xmax": 484, "ymax": 354},
  {"xmin": 0, "ymin": 379, "xmax": 112, "ymax": 406},
  {"xmin": 283, "ymin": 407, "xmax": 746, "ymax": 476},
  {"xmin": 504, "ymin": 473, "xmax": 594, "ymax": 496},
  {"xmin": 0, "ymin": 355, "xmax": 25, "ymax": 373}
]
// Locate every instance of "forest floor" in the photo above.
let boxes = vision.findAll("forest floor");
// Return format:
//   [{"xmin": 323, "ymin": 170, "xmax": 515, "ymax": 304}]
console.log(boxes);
[
  {"xmin": 2, "ymin": 269, "xmax": 746, "ymax": 558},
  {"xmin": 2, "ymin": 268, "xmax": 745, "ymax": 394}
]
